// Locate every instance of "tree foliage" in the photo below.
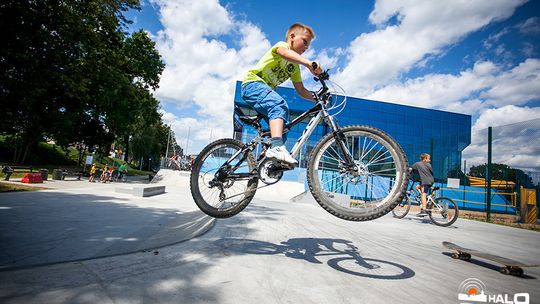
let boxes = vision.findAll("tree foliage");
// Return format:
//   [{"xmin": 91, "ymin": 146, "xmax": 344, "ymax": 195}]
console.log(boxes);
[
  {"xmin": 469, "ymin": 163, "xmax": 535, "ymax": 187},
  {"xmin": 0, "ymin": 0, "xmax": 167, "ymax": 165}
]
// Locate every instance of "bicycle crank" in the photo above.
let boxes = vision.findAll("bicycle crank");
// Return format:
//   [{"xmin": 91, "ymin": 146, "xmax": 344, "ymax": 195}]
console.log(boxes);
[{"xmin": 257, "ymin": 158, "xmax": 293, "ymax": 185}]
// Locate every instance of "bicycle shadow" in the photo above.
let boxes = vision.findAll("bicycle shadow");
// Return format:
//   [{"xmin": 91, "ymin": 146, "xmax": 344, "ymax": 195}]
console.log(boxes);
[{"xmin": 213, "ymin": 237, "xmax": 415, "ymax": 280}]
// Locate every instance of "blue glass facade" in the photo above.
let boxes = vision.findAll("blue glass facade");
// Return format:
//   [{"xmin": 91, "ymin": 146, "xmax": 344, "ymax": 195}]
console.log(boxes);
[{"xmin": 233, "ymin": 81, "xmax": 471, "ymax": 180}]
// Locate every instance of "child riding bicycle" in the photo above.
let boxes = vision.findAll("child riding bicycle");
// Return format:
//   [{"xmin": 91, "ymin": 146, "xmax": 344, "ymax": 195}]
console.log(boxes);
[
  {"xmin": 241, "ymin": 23, "xmax": 322, "ymax": 165},
  {"xmin": 409, "ymin": 153, "xmax": 434, "ymax": 217}
]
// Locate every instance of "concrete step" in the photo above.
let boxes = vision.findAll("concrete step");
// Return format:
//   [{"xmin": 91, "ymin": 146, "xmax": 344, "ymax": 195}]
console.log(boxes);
[{"xmin": 116, "ymin": 185, "xmax": 166, "ymax": 197}]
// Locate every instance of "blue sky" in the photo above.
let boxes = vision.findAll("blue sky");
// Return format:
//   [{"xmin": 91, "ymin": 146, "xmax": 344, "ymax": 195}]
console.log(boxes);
[{"xmin": 125, "ymin": 0, "xmax": 540, "ymax": 169}]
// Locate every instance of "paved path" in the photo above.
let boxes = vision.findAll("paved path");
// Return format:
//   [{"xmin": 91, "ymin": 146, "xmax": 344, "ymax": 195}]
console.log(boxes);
[{"xmin": 0, "ymin": 172, "xmax": 539, "ymax": 303}]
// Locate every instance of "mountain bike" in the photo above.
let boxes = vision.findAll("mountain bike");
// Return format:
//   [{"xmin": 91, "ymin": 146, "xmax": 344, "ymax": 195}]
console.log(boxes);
[
  {"xmin": 392, "ymin": 183, "xmax": 459, "ymax": 227},
  {"xmin": 190, "ymin": 67, "xmax": 410, "ymax": 221}
]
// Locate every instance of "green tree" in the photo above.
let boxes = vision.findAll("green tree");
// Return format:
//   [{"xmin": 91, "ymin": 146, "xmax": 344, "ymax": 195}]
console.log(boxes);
[
  {"xmin": 110, "ymin": 30, "xmax": 165, "ymax": 163},
  {"xmin": 130, "ymin": 122, "xmax": 172, "ymax": 170},
  {"xmin": 0, "ymin": 1, "xmax": 167, "ymax": 165}
]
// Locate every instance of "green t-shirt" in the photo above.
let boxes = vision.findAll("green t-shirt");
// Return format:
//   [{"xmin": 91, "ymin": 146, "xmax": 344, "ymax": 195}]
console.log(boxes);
[{"xmin": 242, "ymin": 41, "xmax": 302, "ymax": 89}]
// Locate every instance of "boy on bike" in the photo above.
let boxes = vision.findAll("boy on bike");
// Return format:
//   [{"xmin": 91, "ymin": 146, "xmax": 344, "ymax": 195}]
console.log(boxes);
[
  {"xmin": 117, "ymin": 163, "xmax": 128, "ymax": 182},
  {"xmin": 241, "ymin": 23, "xmax": 322, "ymax": 165},
  {"xmin": 410, "ymin": 153, "xmax": 434, "ymax": 217}
]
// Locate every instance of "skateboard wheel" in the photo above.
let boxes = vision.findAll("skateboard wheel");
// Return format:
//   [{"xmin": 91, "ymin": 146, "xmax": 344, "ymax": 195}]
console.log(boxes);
[
  {"xmin": 500, "ymin": 267, "xmax": 511, "ymax": 275},
  {"xmin": 451, "ymin": 253, "xmax": 459, "ymax": 259},
  {"xmin": 461, "ymin": 254, "xmax": 471, "ymax": 261},
  {"xmin": 510, "ymin": 267, "xmax": 524, "ymax": 276}
]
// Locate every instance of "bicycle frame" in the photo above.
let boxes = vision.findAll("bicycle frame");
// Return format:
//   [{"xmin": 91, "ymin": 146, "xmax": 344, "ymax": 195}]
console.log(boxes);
[{"xmin": 222, "ymin": 103, "xmax": 355, "ymax": 180}]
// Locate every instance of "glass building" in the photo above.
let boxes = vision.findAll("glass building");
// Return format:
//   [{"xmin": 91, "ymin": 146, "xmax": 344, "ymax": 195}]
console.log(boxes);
[{"xmin": 233, "ymin": 81, "xmax": 471, "ymax": 181}]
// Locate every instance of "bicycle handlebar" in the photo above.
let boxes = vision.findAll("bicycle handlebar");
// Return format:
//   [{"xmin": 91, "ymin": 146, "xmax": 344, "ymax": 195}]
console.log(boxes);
[
  {"xmin": 311, "ymin": 62, "xmax": 331, "ymax": 103},
  {"xmin": 312, "ymin": 62, "xmax": 330, "ymax": 83}
]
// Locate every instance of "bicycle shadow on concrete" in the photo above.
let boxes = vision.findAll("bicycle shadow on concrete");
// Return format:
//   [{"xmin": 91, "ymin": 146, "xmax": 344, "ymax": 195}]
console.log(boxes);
[
  {"xmin": 441, "ymin": 252, "xmax": 537, "ymax": 279},
  {"xmin": 213, "ymin": 237, "xmax": 415, "ymax": 280}
]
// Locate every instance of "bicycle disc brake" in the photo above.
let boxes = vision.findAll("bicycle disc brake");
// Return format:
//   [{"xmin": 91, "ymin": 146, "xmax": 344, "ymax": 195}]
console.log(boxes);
[{"xmin": 258, "ymin": 158, "xmax": 284, "ymax": 185}]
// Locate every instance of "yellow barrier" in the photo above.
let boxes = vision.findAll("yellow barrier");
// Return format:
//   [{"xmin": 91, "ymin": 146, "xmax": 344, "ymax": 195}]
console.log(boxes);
[
  {"xmin": 441, "ymin": 187, "xmax": 517, "ymax": 207},
  {"xmin": 521, "ymin": 187, "xmax": 538, "ymax": 224},
  {"xmin": 527, "ymin": 208, "xmax": 537, "ymax": 223},
  {"xmin": 449, "ymin": 198, "xmax": 513, "ymax": 208}
]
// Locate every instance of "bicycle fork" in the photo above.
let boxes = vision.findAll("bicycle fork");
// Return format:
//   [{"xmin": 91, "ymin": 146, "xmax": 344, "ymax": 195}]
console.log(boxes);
[{"xmin": 324, "ymin": 113, "xmax": 357, "ymax": 171}]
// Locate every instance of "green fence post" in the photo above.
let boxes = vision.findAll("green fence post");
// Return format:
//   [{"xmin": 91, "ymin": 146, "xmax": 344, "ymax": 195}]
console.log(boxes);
[
  {"xmin": 487, "ymin": 127, "xmax": 492, "ymax": 222},
  {"xmin": 463, "ymin": 160, "xmax": 466, "ymax": 209}
]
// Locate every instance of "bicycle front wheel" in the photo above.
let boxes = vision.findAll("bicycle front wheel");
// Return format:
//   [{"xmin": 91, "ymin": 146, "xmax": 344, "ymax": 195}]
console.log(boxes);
[
  {"xmin": 190, "ymin": 138, "xmax": 258, "ymax": 218},
  {"xmin": 428, "ymin": 197, "xmax": 459, "ymax": 227},
  {"xmin": 307, "ymin": 125, "xmax": 409, "ymax": 221}
]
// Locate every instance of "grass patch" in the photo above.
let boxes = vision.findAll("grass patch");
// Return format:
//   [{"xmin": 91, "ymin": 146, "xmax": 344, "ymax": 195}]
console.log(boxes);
[{"xmin": 0, "ymin": 182, "xmax": 48, "ymax": 192}]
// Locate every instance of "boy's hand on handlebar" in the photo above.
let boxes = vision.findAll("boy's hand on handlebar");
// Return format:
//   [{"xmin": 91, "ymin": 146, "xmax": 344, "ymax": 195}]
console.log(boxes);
[{"xmin": 309, "ymin": 61, "xmax": 322, "ymax": 76}]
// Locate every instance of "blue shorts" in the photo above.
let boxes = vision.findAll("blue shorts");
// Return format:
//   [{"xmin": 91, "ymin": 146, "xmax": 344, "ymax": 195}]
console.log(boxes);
[
  {"xmin": 421, "ymin": 184, "xmax": 432, "ymax": 194},
  {"xmin": 241, "ymin": 81, "xmax": 289, "ymax": 123}
]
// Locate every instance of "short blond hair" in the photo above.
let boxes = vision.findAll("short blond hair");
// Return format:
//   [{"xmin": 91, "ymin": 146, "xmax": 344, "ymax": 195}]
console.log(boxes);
[{"xmin": 286, "ymin": 23, "xmax": 315, "ymax": 41}]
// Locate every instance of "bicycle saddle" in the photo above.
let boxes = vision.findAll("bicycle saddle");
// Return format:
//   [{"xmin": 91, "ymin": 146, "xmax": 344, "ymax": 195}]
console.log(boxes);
[
  {"xmin": 238, "ymin": 115, "xmax": 263, "ymax": 126},
  {"xmin": 432, "ymin": 186, "xmax": 440, "ymax": 191},
  {"xmin": 234, "ymin": 105, "xmax": 265, "ymax": 127}
]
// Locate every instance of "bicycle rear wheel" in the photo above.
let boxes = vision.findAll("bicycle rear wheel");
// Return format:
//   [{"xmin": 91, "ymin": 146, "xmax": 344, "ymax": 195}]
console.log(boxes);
[
  {"xmin": 190, "ymin": 138, "xmax": 258, "ymax": 218},
  {"xmin": 392, "ymin": 196, "xmax": 411, "ymax": 219},
  {"xmin": 428, "ymin": 197, "xmax": 459, "ymax": 227},
  {"xmin": 307, "ymin": 125, "xmax": 409, "ymax": 221}
]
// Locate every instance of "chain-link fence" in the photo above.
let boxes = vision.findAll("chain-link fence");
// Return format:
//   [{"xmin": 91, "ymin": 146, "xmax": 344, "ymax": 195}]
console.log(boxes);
[{"xmin": 441, "ymin": 118, "xmax": 540, "ymax": 223}]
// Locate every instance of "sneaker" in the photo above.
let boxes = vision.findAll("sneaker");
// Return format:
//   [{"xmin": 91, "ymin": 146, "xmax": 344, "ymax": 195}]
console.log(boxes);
[
  {"xmin": 266, "ymin": 146, "xmax": 298, "ymax": 165},
  {"xmin": 416, "ymin": 210, "xmax": 428, "ymax": 217}
]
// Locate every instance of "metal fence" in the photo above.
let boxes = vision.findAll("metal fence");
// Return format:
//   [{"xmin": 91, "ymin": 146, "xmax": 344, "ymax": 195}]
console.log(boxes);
[{"xmin": 439, "ymin": 118, "xmax": 540, "ymax": 222}]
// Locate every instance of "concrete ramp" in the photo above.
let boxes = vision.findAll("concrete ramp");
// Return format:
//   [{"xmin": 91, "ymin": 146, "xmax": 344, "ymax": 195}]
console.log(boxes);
[
  {"xmin": 0, "ymin": 169, "xmax": 214, "ymax": 270},
  {"xmin": 162, "ymin": 168, "xmax": 307, "ymax": 203},
  {"xmin": 150, "ymin": 169, "xmax": 191, "ymax": 187},
  {"xmin": 254, "ymin": 180, "xmax": 306, "ymax": 203},
  {"xmin": 290, "ymin": 190, "xmax": 318, "ymax": 205}
]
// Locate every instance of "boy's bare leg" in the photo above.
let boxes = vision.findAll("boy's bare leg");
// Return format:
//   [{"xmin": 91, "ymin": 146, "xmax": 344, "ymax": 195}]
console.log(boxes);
[
  {"xmin": 266, "ymin": 118, "xmax": 297, "ymax": 165},
  {"xmin": 269, "ymin": 118, "xmax": 284, "ymax": 138},
  {"xmin": 421, "ymin": 192, "xmax": 427, "ymax": 209}
]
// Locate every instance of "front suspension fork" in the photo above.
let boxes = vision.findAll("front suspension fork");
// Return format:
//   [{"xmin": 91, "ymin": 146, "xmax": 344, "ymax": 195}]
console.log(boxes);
[{"xmin": 325, "ymin": 116, "xmax": 356, "ymax": 169}]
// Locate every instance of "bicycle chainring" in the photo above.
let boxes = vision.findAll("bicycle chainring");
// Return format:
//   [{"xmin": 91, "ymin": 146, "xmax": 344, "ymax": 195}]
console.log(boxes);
[{"xmin": 258, "ymin": 158, "xmax": 284, "ymax": 185}]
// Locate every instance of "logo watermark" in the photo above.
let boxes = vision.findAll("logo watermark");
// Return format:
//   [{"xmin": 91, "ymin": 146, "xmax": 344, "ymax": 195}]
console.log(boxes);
[{"xmin": 458, "ymin": 278, "xmax": 530, "ymax": 304}]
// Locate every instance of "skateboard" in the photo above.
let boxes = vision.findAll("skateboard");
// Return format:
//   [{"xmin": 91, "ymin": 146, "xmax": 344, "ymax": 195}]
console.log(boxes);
[{"xmin": 442, "ymin": 241, "xmax": 538, "ymax": 276}]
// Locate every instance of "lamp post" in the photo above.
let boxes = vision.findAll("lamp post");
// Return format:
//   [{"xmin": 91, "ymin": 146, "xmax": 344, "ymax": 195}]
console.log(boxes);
[
  {"xmin": 185, "ymin": 126, "xmax": 191, "ymax": 157},
  {"xmin": 165, "ymin": 125, "xmax": 171, "ymax": 158}
]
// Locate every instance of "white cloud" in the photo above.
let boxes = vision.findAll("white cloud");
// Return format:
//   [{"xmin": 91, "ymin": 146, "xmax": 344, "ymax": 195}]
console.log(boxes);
[
  {"xmin": 462, "ymin": 108, "xmax": 540, "ymax": 170},
  {"xmin": 471, "ymin": 105, "xmax": 540, "ymax": 130},
  {"xmin": 335, "ymin": 0, "xmax": 527, "ymax": 96},
  {"xmin": 517, "ymin": 16, "xmax": 540, "ymax": 35},
  {"xmin": 481, "ymin": 59, "xmax": 540, "ymax": 107},
  {"xmin": 364, "ymin": 60, "xmax": 495, "ymax": 111},
  {"xmin": 364, "ymin": 59, "xmax": 540, "ymax": 115}
]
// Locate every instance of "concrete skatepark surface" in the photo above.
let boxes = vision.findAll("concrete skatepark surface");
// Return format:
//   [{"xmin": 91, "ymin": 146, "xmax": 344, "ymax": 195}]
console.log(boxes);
[
  {"xmin": 0, "ymin": 170, "xmax": 215, "ymax": 270},
  {"xmin": 0, "ymin": 169, "xmax": 539, "ymax": 303}
]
